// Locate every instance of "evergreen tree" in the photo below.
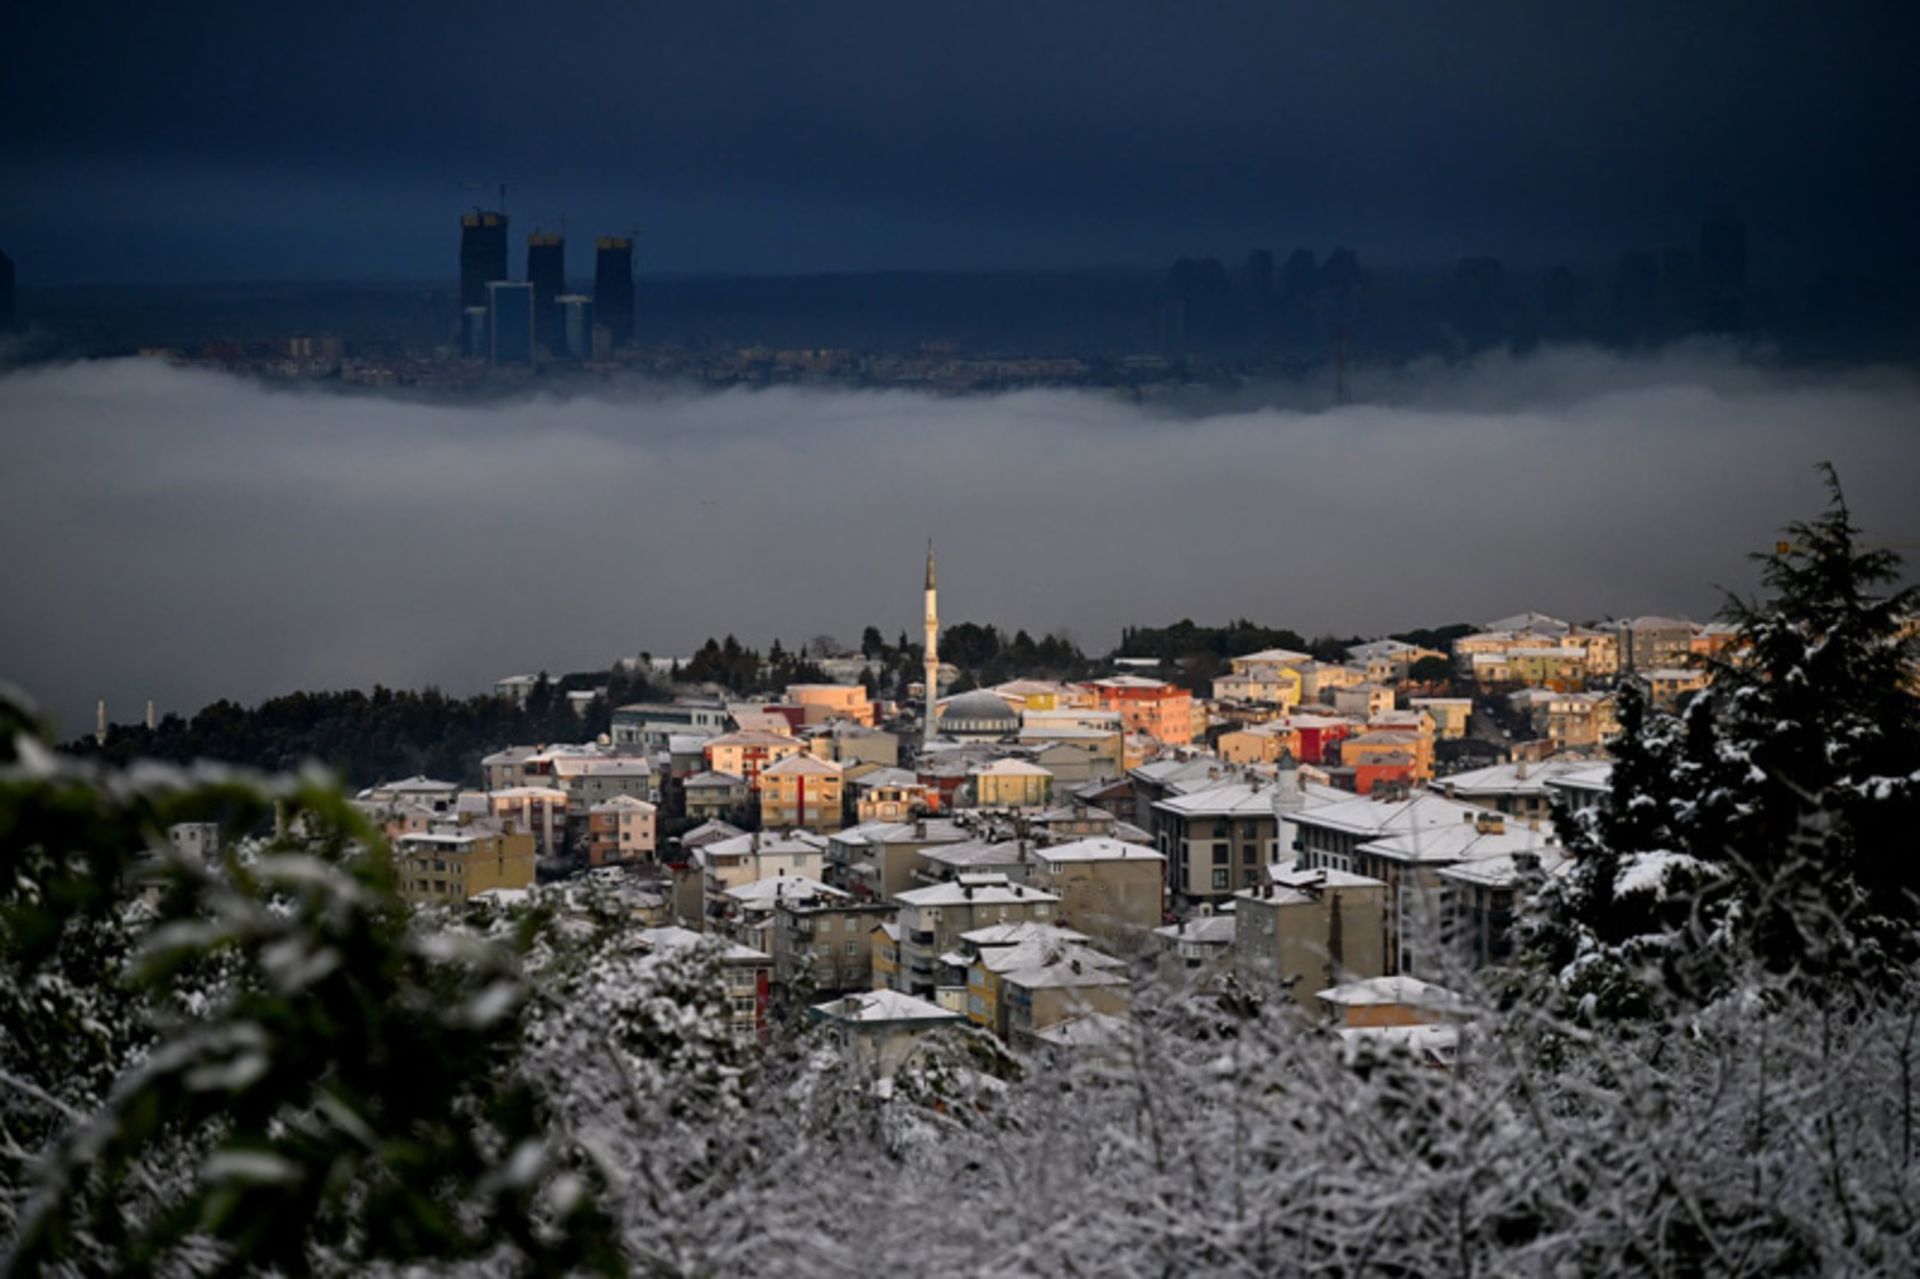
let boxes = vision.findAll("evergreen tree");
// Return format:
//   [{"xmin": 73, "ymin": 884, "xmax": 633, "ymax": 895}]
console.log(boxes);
[{"xmin": 1533, "ymin": 466, "xmax": 1920, "ymax": 1011}]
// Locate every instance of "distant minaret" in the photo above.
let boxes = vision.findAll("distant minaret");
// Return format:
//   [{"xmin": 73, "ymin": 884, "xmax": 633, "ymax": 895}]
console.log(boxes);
[
  {"xmin": 923, "ymin": 542, "xmax": 939, "ymax": 747},
  {"xmin": 96, "ymin": 698, "xmax": 106, "ymax": 746},
  {"xmin": 145, "ymin": 700, "xmax": 156, "ymax": 731}
]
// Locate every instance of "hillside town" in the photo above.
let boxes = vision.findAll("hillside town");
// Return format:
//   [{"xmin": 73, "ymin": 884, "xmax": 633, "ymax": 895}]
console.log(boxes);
[{"xmin": 310, "ymin": 545, "xmax": 1765, "ymax": 1072}]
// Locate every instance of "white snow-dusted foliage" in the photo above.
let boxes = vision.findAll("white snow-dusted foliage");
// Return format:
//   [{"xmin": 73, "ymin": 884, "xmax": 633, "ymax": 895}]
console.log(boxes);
[{"xmin": 3, "ymin": 698, "xmax": 1918, "ymax": 1276}]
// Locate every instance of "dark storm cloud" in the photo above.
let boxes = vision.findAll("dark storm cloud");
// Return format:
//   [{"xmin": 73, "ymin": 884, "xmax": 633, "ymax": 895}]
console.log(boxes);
[
  {"xmin": 3, "ymin": 2, "xmax": 1917, "ymax": 279},
  {"xmin": 2, "ymin": 347, "xmax": 1917, "ymax": 737}
]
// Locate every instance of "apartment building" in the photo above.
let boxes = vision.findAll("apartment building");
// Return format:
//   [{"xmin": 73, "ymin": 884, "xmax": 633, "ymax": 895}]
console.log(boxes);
[
  {"xmin": 395, "ymin": 826, "xmax": 537, "ymax": 906},
  {"xmin": 586, "ymin": 795, "xmax": 658, "ymax": 867},
  {"xmin": 1231, "ymin": 866, "xmax": 1388, "ymax": 1008},
  {"xmin": 759, "ymin": 753, "xmax": 847, "ymax": 831},
  {"xmin": 1030, "ymin": 836, "xmax": 1166, "ymax": 944},
  {"xmin": 893, "ymin": 875, "xmax": 1061, "ymax": 1000}
]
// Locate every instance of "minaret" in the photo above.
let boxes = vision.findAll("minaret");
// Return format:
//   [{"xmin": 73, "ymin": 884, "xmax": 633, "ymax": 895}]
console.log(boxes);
[
  {"xmin": 923, "ymin": 541, "xmax": 939, "ymax": 747},
  {"xmin": 1271, "ymin": 748, "xmax": 1304, "ymax": 869},
  {"xmin": 96, "ymin": 698, "xmax": 106, "ymax": 746}
]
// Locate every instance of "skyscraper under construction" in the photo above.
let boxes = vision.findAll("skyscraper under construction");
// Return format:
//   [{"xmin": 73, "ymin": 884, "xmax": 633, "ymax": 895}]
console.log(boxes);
[
  {"xmin": 459, "ymin": 210, "xmax": 510, "ymax": 310},
  {"xmin": 594, "ymin": 236, "xmax": 634, "ymax": 349},
  {"xmin": 526, "ymin": 231, "xmax": 565, "ymax": 355}
]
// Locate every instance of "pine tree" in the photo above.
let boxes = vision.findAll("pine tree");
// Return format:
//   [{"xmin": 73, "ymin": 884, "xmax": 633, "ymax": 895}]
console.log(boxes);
[{"xmin": 1534, "ymin": 466, "xmax": 1920, "ymax": 1012}]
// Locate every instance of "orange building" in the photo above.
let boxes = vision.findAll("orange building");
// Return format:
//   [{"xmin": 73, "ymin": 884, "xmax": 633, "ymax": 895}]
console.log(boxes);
[
  {"xmin": 785, "ymin": 683, "xmax": 876, "ymax": 727},
  {"xmin": 1081, "ymin": 675, "xmax": 1194, "ymax": 745}
]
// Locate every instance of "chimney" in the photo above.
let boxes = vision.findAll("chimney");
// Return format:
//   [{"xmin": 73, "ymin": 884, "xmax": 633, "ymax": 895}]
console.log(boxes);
[{"xmin": 842, "ymin": 994, "xmax": 862, "ymax": 1015}]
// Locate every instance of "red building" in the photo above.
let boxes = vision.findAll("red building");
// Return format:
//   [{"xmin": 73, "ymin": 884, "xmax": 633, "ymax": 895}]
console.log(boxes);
[{"xmin": 1285, "ymin": 713, "xmax": 1356, "ymax": 765}]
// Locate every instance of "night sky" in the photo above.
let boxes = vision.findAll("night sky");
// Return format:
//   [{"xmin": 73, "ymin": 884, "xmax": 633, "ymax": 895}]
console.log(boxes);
[{"xmin": 5, "ymin": 2, "xmax": 1918, "ymax": 283}]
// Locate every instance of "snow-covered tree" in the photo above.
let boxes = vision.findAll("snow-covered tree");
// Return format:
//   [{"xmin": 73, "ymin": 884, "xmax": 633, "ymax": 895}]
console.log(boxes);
[
  {"xmin": 1531, "ymin": 465, "xmax": 1920, "ymax": 1014},
  {"xmin": 0, "ymin": 690, "xmax": 622, "ymax": 1275}
]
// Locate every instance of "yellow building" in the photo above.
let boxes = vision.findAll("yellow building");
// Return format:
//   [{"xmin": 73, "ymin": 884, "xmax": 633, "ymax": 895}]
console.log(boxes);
[
  {"xmin": 1298, "ymin": 660, "xmax": 1367, "ymax": 702},
  {"xmin": 1507, "ymin": 647, "xmax": 1589, "ymax": 688},
  {"xmin": 967, "ymin": 758, "xmax": 1054, "ymax": 808},
  {"xmin": 1408, "ymin": 697, "xmax": 1472, "ymax": 740},
  {"xmin": 1643, "ymin": 667, "xmax": 1710, "ymax": 711},
  {"xmin": 759, "ymin": 754, "xmax": 846, "ymax": 831},
  {"xmin": 1216, "ymin": 722, "xmax": 1302, "ymax": 765},
  {"xmin": 1210, "ymin": 664, "xmax": 1303, "ymax": 709},
  {"xmin": 395, "ymin": 827, "xmax": 536, "ymax": 905}
]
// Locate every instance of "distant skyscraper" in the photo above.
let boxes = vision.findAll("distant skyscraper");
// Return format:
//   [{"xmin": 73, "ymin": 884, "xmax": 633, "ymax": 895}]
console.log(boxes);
[
  {"xmin": 526, "ymin": 232, "xmax": 565, "ymax": 353},
  {"xmin": 1700, "ymin": 209, "xmax": 1747, "ymax": 332},
  {"xmin": 462, "ymin": 305, "xmax": 489, "ymax": 359},
  {"xmin": 556, "ymin": 294, "xmax": 595, "ymax": 360},
  {"xmin": 486, "ymin": 280, "xmax": 534, "ymax": 365},
  {"xmin": 594, "ymin": 236, "xmax": 635, "ymax": 349},
  {"xmin": 0, "ymin": 248, "xmax": 14, "ymax": 330},
  {"xmin": 459, "ymin": 210, "xmax": 510, "ymax": 310}
]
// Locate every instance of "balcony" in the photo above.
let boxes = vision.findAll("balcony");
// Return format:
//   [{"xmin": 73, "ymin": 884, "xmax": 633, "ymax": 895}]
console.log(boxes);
[{"xmin": 908, "ymin": 929, "xmax": 936, "ymax": 947}]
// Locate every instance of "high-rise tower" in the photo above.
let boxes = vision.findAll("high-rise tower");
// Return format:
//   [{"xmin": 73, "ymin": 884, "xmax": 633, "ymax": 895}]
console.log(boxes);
[
  {"xmin": 526, "ymin": 231, "xmax": 565, "ymax": 354},
  {"xmin": 459, "ymin": 210, "xmax": 510, "ymax": 311},
  {"xmin": 594, "ymin": 236, "xmax": 635, "ymax": 349},
  {"xmin": 486, "ymin": 280, "xmax": 534, "ymax": 365},
  {"xmin": 923, "ymin": 542, "xmax": 939, "ymax": 747}
]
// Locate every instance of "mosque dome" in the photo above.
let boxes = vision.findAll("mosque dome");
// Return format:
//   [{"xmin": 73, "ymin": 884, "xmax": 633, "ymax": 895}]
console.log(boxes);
[{"xmin": 938, "ymin": 690, "xmax": 1020, "ymax": 736}]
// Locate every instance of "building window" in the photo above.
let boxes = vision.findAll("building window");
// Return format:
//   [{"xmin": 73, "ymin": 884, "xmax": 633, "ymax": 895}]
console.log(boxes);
[
  {"xmin": 1212, "ymin": 843, "xmax": 1229, "ymax": 865},
  {"xmin": 1212, "ymin": 869, "xmax": 1229, "ymax": 890},
  {"xmin": 844, "ymin": 942, "xmax": 858, "ymax": 956}
]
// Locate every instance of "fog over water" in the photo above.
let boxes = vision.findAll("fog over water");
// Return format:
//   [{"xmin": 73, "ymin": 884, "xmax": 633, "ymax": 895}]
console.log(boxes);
[{"xmin": 2, "ymin": 346, "xmax": 1916, "ymax": 738}]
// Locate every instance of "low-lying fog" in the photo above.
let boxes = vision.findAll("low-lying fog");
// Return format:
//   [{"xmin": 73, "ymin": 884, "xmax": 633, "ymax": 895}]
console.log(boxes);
[{"xmin": 3, "ymin": 344, "xmax": 1916, "ymax": 737}]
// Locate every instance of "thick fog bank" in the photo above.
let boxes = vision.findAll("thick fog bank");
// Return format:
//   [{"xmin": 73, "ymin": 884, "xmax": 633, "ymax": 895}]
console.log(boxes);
[{"xmin": 1, "ymin": 347, "xmax": 1915, "ymax": 736}]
